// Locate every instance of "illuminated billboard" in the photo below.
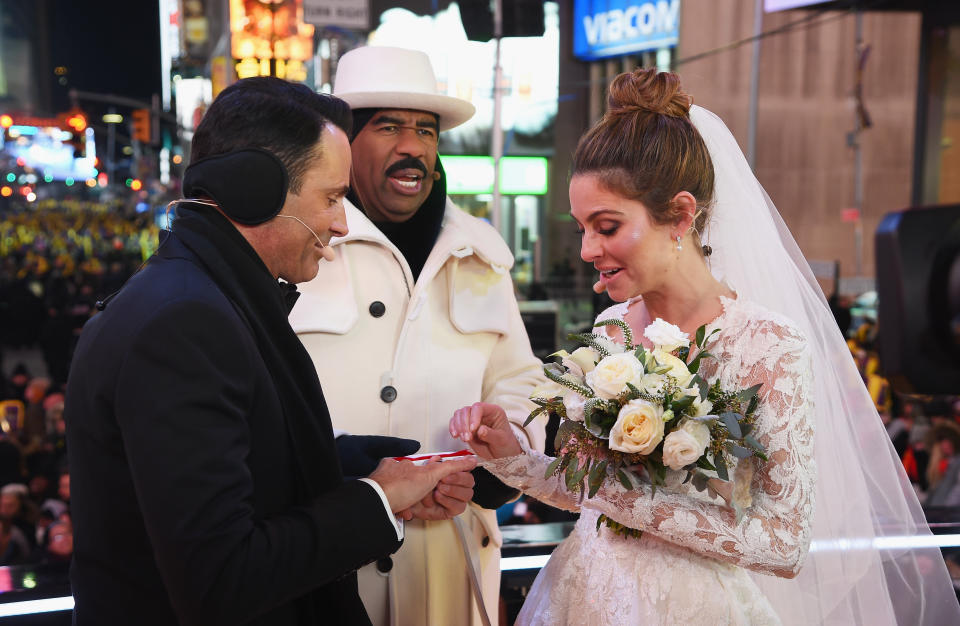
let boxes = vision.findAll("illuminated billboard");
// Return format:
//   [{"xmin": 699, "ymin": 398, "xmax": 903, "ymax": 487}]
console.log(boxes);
[
  {"xmin": 229, "ymin": 0, "xmax": 314, "ymax": 81},
  {"xmin": 3, "ymin": 126, "xmax": 97, "ymax": 182},
  {"xmin": 443, "ymin": 156, "xmax": 548, "ymax": 195},
  {"xmin": 573, "ymin": 0, "xmax": 680, "ymax": 60}
]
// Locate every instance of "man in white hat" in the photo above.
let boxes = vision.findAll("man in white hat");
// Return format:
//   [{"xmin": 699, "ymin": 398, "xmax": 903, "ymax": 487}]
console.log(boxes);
[{"xmin": 290, "ymin": 46, "xmax": 546, "ymax": 626}]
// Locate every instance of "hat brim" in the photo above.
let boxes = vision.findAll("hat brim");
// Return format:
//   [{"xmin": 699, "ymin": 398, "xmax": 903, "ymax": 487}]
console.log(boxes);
[{"xmin": 336, "ymin": 91, "xmax": 476, "ymax": 131}]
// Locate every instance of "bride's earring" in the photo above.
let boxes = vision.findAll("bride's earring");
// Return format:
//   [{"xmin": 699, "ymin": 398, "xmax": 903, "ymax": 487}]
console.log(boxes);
[{"xmin": 676, "ymin": 235, "xmax": 683, "ymax": 251}]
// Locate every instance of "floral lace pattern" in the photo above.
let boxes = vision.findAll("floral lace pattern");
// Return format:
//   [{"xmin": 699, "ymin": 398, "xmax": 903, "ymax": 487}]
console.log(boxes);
[{"xmin": 484, "ymin": 297, "xmax": 815, "ymax": 625}]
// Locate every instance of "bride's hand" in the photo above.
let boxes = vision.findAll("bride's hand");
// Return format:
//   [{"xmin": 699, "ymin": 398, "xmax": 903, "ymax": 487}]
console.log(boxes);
[
  {"xmin": 449, "ymin": 402, "xmax": 523, "ymax": 460},
  {"xmin": 707, "ymin": 478, "xmax": 733, "ymax": 506}
]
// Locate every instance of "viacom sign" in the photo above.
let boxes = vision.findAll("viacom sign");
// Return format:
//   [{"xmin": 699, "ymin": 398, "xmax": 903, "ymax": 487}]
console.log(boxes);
[{"xmin": 573, "ymin": 0, "xmax": 680, "ymax": 61}]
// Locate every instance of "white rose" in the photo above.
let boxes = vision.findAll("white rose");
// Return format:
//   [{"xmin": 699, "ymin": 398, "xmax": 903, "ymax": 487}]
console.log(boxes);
[
  {"xmin": 569, "ymin": 347, "xmax": 600, "ymax": 375},
  {"xmin": 530, "ymin": 379, "xmax": 565, "ymax": 400},
  {"xmin": 639, "ymin": 373, "xmax": 667, "ymax": 396},
  {"xmin": 682, "ymin": 386, "xmax": 714, "ymax": 417},
  {"xmin": 609, "ymin": 399, "xmax": 664, "ymax": 454},
  {"xmin": 652, "ymin": 349, "xmax": 693, "ymax": 387},
  {"xmin": 563, "ymin": 393, "xmax": 586, "ymax": 422},
  {"xmin": 586, "ymin": 353, "xmax": 646, "ymax": 400},
  {"xmin": 644, "ymin": 318, "xmax": 690, "ymax": 353},
  {"xmin": 662, "ymin": 420, "xmax": 711, "ymax": 470}
]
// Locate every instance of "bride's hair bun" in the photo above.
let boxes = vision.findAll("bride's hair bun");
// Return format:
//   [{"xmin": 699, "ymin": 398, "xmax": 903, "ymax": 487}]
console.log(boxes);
[
  {"xmin": 573, "ymin": 68, "xmax": 713, "ymax": 258},
  {"xmin": 607, "ymin": 68, "xmax": 692, "ymax": 119}
]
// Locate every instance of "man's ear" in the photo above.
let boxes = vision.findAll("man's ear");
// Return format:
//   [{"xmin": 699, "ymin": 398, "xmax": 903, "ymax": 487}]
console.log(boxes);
[{"xmin": 670, "ymin": 191, "xmax": 697, "ymax": 235}]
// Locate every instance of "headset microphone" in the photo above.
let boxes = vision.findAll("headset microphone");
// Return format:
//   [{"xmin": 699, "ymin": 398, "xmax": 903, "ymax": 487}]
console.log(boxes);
[
  {"xmin": 430, "ymin": 170, "xmax": 441, "ymax": 181},
  {"xmin": 593, "ymin": 280, "xmax": 606, "ymax": 294},
  {"xmin": 277, "ymin": 215, "xmax": 336, "ymax": 262}
]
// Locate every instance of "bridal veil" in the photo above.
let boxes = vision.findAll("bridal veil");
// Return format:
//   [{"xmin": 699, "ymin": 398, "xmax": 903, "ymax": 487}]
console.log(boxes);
[{"xmin": 691, "ymin": 104, "xmax": 959, "ymax": 625}]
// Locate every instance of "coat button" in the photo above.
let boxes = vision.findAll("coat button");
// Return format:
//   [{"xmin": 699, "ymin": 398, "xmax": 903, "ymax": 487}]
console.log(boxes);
[
  {"xmin": 380, "ymin": 386, "xmax": 397, "ymax": 403},
  {"xmin": 481, "ymin": 536, "xmax": 490, "ymax": 548},
  {"xmin": 376, "ymin": 557, "xmax": 393, "ymax": 573},
  {"xmin": 369, "ymin": 301, "xmax": 386, "ymax": 317}
]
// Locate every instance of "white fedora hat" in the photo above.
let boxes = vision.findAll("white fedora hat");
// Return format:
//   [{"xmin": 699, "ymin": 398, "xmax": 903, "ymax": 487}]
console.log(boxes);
[{"xmin": 333, "ymin": 46, "xmax": 476, "ymax": 131}]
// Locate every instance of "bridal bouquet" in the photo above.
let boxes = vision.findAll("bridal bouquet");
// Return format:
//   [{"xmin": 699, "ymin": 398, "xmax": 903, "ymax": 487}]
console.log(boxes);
[{"xmin": 524, "ymin": 318, "xmax": 767, "ymax": 537}]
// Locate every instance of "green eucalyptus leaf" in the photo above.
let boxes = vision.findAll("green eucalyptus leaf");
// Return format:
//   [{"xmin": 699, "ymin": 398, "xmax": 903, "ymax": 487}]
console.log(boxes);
[
  {"xmin": 696, "ymin": 456, "xmax": 716, "ymax": 471},
  {"xmin": 687, "ymin": 350, "xmax": 714, "ymax": 375},
  {"xmin": 617, "ymin": 469, "xmax": 633, "ymax": 490},
  {"xmin": 714, "ymin": 453, "xmax": 729, "ymax": 481},
  {"xmin": 588, "ymin": 460, "xmax": 607, "ymax": 498},
  {"xmin": 744, "ymin": 434, "xmax": 768, "ymax": 461},
  {"xmin": 720, "ymin": 412, "xmax": 743, "ymax": 439},
  {"xmin": 524, "ymin": 405, "xmax": 547, "ymax": 427},
  {"xmin": 555, "ymin": 420, "xmax": 580, "ymax": 452},
  {"xmin": 737, "ymin": 383, "xmax": 763, "ymax": 406},
  {"xmin": 727, "ymin": 443, "xmax": 753, "ymax": 459},
  {"xmin": 689, "ymin": 375, "xmax": 708, "ymax": 401},
  {"xmin": 634, "ymin": 345, "xmax": 647, "ymax": 364},
  {"xmin": 545, "ymin": 456, "xmax": 563, "ymax": 478},
  {"xmin": 565, "ymin": 459, "xmax": 579, "ymax": 490},
  {"xmin": 650, "ymin": 460, "xmax": 667, "ymax": 485},
  {"xmin": 691, "ymin": 472, "xmax": 709, "ymax": 492},
  {"xmin": 672, "ymin": 394, "xmax": 696, "ymax": 413},
  {"xmin": 571, "ymin": 465, "xmax": 590, "ymax": 490}
]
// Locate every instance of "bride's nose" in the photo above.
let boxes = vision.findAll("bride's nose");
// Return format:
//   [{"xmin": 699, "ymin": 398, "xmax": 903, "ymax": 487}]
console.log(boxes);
[{"xmin": 580, "ymin": 232, "xmax": 602, "ymax": 263}]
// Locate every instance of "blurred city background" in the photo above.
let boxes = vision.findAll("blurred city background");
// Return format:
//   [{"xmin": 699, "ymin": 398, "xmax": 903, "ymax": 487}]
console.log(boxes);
[{"xmin": 0, "ymin": 0, "xmax": 957, "ymax": 622}]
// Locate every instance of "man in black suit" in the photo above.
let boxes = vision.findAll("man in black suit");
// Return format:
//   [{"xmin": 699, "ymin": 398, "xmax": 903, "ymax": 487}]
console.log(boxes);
[{"xmin": 65, "ymin": 77, "xmax": 477, "ymax": 626}]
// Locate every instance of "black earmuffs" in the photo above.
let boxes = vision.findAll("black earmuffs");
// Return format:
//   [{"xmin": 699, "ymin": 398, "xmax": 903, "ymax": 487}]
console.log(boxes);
[{"xmin": 182, "ymin": 148, "xmax": 289, "ymax": 225}]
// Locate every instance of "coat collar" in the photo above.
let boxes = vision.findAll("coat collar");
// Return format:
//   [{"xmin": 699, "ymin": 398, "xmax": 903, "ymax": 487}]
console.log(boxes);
[{"xmin": 334, "ymin": 199, "xmax": 514, "ymax": 275}]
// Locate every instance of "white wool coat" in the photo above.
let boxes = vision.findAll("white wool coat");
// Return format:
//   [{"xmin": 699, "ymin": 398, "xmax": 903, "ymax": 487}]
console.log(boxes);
[{"xmin": 290, "ymin": 199, "xmax": 546, "ymax": 626}]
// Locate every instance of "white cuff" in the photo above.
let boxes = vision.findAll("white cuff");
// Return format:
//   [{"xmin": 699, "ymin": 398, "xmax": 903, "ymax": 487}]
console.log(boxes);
[
  {"xmin": 509, "ymin": 422, "xmax": 533, "ymax": 453},
  {"xmin": 358, "ymin": 478, "xmax": 404, "ymax": 541}
]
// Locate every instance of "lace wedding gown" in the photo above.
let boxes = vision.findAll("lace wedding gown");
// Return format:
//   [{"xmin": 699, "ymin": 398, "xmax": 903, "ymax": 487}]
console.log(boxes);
[{"xmin": 483, "ymin": 297, "xmax": 816, "ymax": 625}]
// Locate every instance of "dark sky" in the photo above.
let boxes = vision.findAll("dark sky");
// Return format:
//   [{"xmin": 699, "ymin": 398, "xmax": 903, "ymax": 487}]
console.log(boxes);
[{"xmin": 47, "ymin": 0, "xmax": 162, "ymax": 113}]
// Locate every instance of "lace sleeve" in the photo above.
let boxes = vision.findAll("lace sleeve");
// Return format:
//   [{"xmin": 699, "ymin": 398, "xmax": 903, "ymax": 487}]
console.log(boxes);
[{"xmin": 484, "ymin": 318, "xmax": 815, "ymax": 578}]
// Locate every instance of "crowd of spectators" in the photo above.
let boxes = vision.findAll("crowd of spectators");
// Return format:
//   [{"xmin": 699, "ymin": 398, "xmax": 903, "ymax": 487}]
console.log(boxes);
[
  {"xmin": 0, "ymin": 201, "xmax": 161, "ymax": 569},
  {"xmin": 0, "ymin": 368, "xmax": 71, "ymax": 567},
  {"xmin": 1, "ymin": 200, "xmax": 161, "ymax": 388},
  {"xmin": 846, "ymin": 319, "xmax": 960, "ymax": 507}
]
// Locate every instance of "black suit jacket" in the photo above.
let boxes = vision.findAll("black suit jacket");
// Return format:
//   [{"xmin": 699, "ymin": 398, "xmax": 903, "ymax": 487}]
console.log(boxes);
[{"xmin": 66, "ymin": 234, "xmax": 402, "ymax": 626}]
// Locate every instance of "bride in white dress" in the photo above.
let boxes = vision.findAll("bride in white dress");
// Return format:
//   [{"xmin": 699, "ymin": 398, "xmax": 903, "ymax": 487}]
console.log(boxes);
[{"xmin": 450, "ymin": 68, "xmax": 960, "ymax": 625}]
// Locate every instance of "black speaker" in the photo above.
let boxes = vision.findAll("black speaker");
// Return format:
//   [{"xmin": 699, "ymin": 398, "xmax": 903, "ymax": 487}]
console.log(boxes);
[
  {"xmin": 459, "ymin": 0, "xmax": 495, "ymax": 41},
  {"xmin": 875, "ymin": 204, "xmax": 960, "ymax": 394},
  {"xmin": 459, "ymin": 0, "xmax": 545, "ymax": 42},
  {"xmin": 503, "ymin": 0, "xmax": 545, "ymax": 38}
]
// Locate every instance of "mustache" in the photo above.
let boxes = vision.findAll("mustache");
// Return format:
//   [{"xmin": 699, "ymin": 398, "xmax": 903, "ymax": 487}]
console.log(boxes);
[{"xmin": 385, "ymin": 157, "xmax": 428, "ymax": 178}]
